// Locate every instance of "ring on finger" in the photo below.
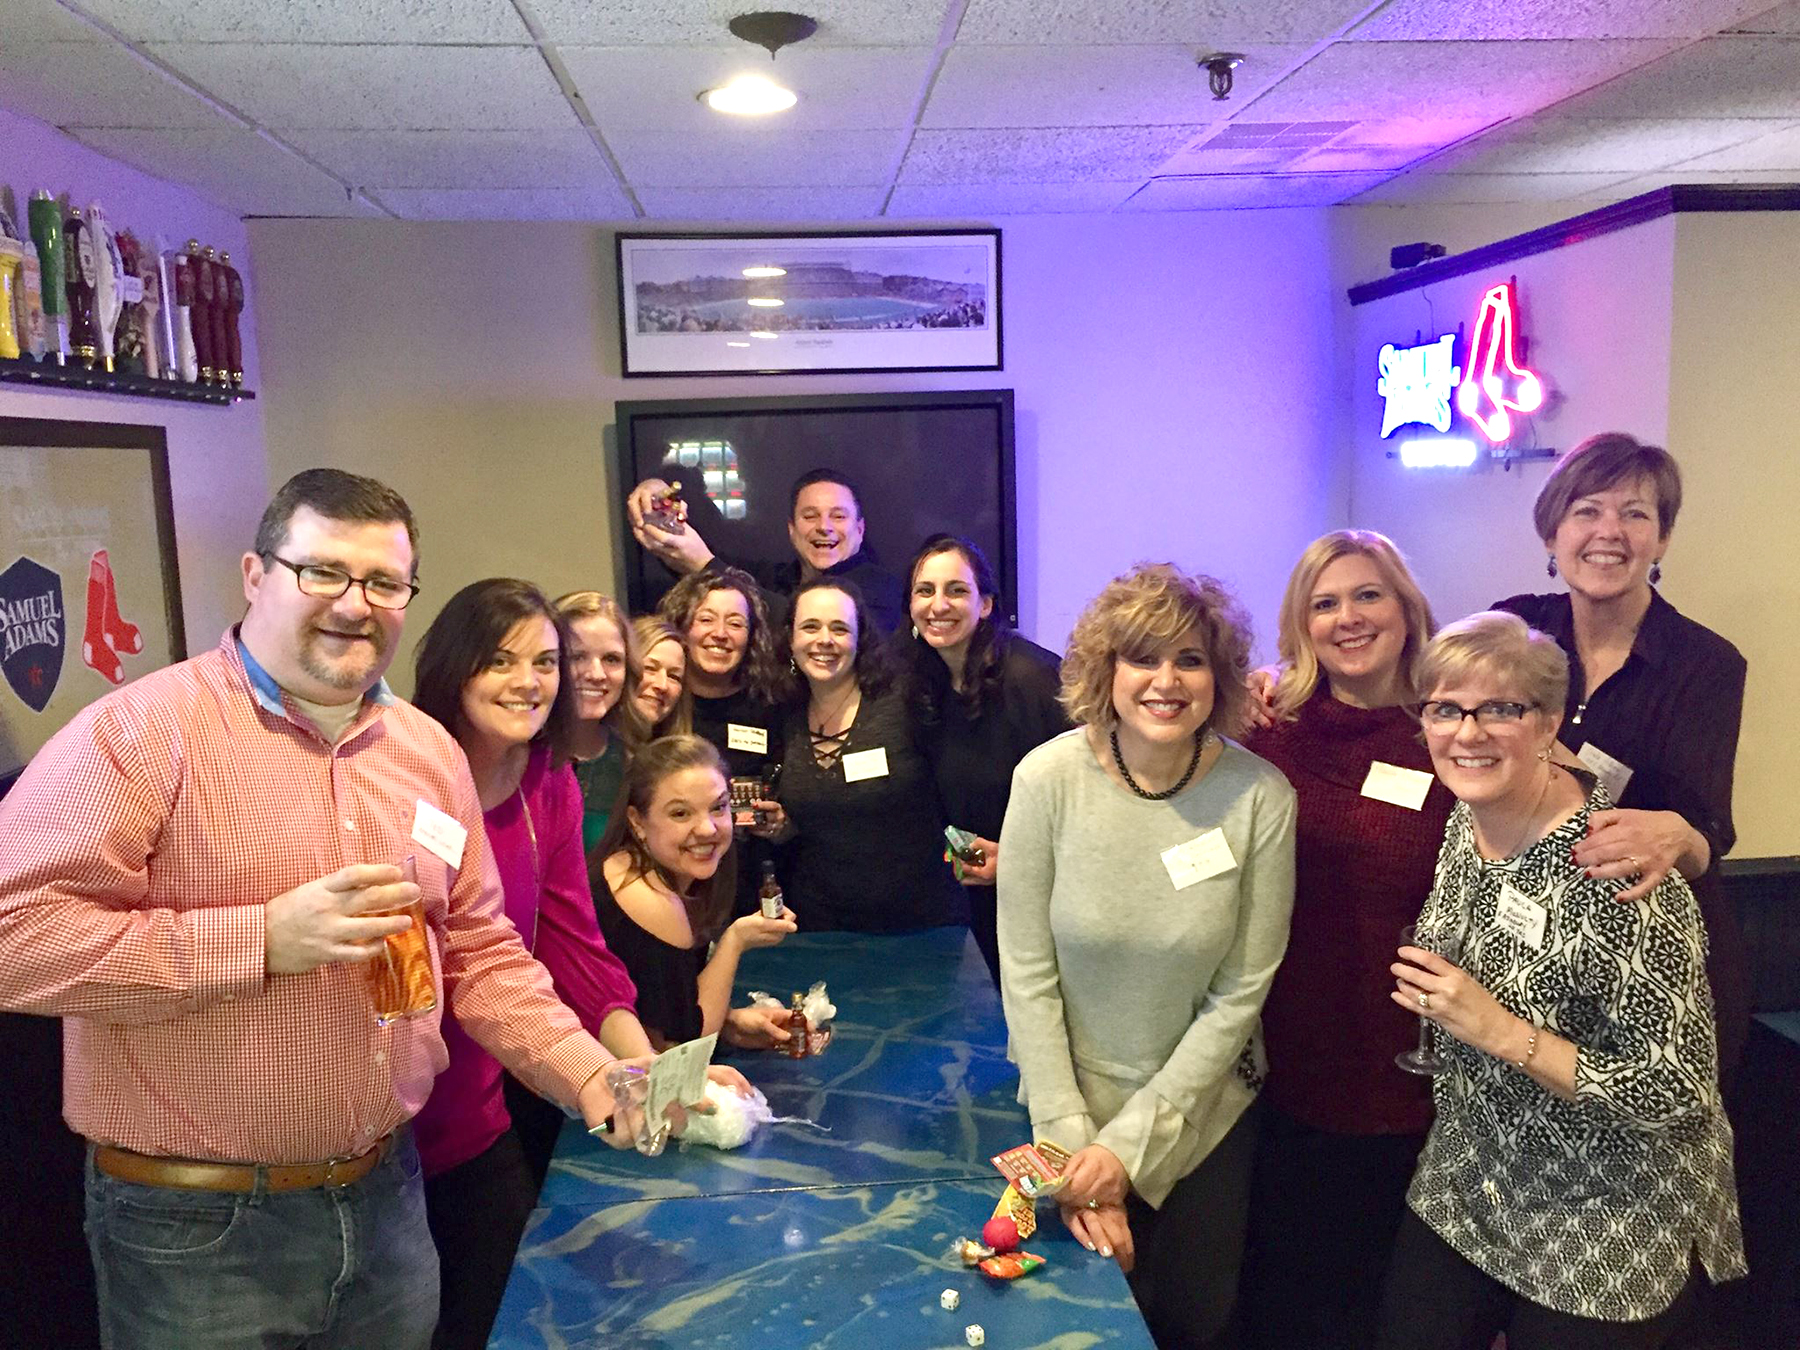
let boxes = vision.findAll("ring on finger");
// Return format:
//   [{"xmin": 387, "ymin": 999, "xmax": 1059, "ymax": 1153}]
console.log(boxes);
[
  {"xmin": 1086, "ymin": 1198, "xmax": 1100, "ymax": 1210},
  {"xmin": 1418, "ymin": 991, "xmax": 1431, "ymax": 1012}
]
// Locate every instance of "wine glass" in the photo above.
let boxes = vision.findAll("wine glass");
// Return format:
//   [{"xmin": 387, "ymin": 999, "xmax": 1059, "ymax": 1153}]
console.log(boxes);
[{"xmin": 1395, "ymin": 921, "xmax": 1462, "ymax": 1076}]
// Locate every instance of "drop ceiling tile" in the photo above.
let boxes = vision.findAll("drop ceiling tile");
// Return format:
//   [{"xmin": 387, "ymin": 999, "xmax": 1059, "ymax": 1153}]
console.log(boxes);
[
  {"xmin": 885, "ymin": 181, "xmax": 1140, "ymax": 214},
  {"xmin": 921, "ymin": 43, "xmax": 1304, "ymax": 129},
  {"xmin": 560, "ymin": 46, "xmax": 932, "ymax": 132},
  {"xmin": 899, "ymin": 125, "xmax": 1205, "ymax": 183},
  {"xmin": 1, "ymin": 41, "xmax": 230, "ymax": 128},
  {"xmin": 532, "ymin": 0, "xmax": 944, "ymax": 46},
  {"xmin": 1328, "ymin": 116, "xmax": 1498, "ymax": 147},
  {"xmin": 283, "ymin": 129, "xmax": 611, "ymax": 187},
  {"xmin": 1292, "ymin": 144, "xmax": 1431, "ymax": 171},
  {"xmin": 380, "ymin": 185, "xmax": 636, "ymax": 219},
  {"xmin": 147, "ymin": 43, "xmax": 577, "ymax": 129},
  {"xmin": 610, "ymin": 129, "xmax": 903, "ymax": 187},
  {"xmin": 1546, "ymin": 36, "xmax": 1800, "ymax": 118},
  {"xmin": 1727, "ymin": 1, "xmax": 1800, "ymax": 32},
  {"xmin": 69, "ymin": 0, "xmax": 531, "ymax": 43},
  {"xmin": 1246, "ymin": 40, "xmax": 1678, "ymax": 124},
  {"xmin": 1120, "ymin": 172, "xmax": 1389, "ymax": 208},
  {"xmin": 1443, "ymin": 116, "xmax": 1785, "ymax": 172},
  {"xmin": 1668, "ymin": 119, "xmax": 1800, "ymax": 167},
  {"xmin": 1350, "ymin": 0, "xmax": 1774, "ymax": 40},
  {"xmin": 635, "ymin": 185, "xmax": 889, "ymax": 220},
  {"xmin": 955, "ymin": 0, "xmax": 1374, "ymax": 46},
  {"xmin": 1348, "ymin": 170, "xmax": 1640, "ymax": 203},
  {"xmin": 9, "ymin": 0, "xmax": 106, "ymax": 41},
  {"xmin": 69, "ymin": 126, "xmax": 386, "ymax": 215}
]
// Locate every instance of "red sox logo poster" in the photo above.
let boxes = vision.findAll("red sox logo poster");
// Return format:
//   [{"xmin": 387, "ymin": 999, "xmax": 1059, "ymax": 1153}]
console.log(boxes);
[{"xmin": 0, "ymin": 549, "xmax": 143, "ymax": 713}]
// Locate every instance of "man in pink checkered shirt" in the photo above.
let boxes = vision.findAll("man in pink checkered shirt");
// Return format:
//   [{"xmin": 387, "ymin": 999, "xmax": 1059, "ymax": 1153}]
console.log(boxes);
[{"xmin": 0, "ymin": 469, "xmax": 640, "ymax": 1350}]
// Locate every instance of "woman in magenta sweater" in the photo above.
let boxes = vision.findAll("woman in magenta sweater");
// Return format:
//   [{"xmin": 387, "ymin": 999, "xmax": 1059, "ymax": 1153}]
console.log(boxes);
[
  {"xmin": 1237, "ymin": 531, "xmax": 1456, "ymax": 1350},
  {"xmin": 410, "ymin": 580, "xmax": 728, "ymax": 1350}
]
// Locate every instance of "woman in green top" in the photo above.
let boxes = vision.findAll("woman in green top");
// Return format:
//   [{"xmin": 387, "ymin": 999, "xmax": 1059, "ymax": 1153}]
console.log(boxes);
[{"xmin": 553, "ymin": 590, "xmax": 631, "ymax": 854}]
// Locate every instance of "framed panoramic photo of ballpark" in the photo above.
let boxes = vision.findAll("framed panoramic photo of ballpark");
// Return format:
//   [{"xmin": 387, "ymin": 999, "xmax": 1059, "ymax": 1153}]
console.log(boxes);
[{"xmin": 615, "ymin": 229, "xmax": 1002, "ymax": 377}]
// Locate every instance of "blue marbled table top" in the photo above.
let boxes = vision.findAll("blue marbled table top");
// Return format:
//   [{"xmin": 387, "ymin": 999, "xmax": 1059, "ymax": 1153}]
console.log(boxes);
[{"xmin": 490, "ymin": 928, "xmax": 1154, "ymax": 1349}]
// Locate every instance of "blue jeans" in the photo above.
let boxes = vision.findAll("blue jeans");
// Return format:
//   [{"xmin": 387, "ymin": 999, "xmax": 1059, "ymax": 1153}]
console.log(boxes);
[{"xmin": 84, "ymin": 1131, "xmax": 439, "ymax": 1350}]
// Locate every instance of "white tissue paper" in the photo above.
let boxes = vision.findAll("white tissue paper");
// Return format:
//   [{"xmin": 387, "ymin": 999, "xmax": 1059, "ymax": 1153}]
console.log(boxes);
[
  {"xmin": 801, "ymin": 981, "xmax": 836, "ymax": 1026},
  {"xmin": 677, "ymin": 1079, "xmax": 776, "ymax": 1150}
]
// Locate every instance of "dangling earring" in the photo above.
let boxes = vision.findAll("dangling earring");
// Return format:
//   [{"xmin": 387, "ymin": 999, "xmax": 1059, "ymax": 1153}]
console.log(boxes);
[
  {"xmin": 1546, "ymin": 555, "xmax": 1558, "ymax": 578},
  {"xmin": 910, "ymin": 624, "xmax": 919, "ymax": 640},
  {"xmin": 1649, "ymin": 560, "xmax": 1662, "ymax": 585},
  {"xmin": 1537, "ymin": 746, "xmax": 1550, "ymax": 762}
]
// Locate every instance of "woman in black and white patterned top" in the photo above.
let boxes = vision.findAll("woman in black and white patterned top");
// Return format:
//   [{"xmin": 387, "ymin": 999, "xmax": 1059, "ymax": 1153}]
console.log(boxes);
[{"xmin": 1376, "ymin": 611, "xmax": 1744, "ymax": 1350}]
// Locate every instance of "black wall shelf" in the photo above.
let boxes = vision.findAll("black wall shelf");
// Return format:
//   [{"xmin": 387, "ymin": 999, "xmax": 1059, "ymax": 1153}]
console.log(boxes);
[{"xmin": 0, "ymin": 357, "xmax": 253, "ymax": 406}]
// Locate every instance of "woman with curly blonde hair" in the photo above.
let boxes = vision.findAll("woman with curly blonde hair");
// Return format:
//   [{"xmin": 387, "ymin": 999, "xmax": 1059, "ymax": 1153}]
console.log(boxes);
[{"xmin": 999, "ymin": 562, "xmax": 1296, "ymax": 1350}]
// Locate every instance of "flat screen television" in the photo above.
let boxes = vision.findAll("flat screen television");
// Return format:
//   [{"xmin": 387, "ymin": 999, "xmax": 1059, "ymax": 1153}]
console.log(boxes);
[{"xmin": 613, "ymin": 389, "xmax": 1017, "ymax": 623}]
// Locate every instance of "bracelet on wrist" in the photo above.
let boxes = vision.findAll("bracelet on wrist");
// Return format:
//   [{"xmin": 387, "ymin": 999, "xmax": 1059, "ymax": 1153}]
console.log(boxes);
[{"xmin": 1512, "ymin": 1025, "xmax": 1539, "ymax": 1071}]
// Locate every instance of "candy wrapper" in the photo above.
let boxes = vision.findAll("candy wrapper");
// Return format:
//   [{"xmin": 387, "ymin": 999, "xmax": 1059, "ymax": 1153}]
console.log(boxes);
[
  {"xmin": 746, "ymin": 982, "xmax": 835, "ymax": 1055},
  {"xmin": 990, "ymin": 1183, "xmax": 1036, "ymax": 1239},
  {"xmin": 949, "ymin": 1237, "xmax": 995, "ymax": 1267},
  {"xmin": 978, "ymin": 1251, "xmax": 1044, "ymax": 1281}
]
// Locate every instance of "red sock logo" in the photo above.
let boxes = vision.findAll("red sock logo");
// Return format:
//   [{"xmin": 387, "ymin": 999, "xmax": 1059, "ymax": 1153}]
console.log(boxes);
[
  {"xmin": 96, "ymin": 548, "xmax": 143, "ymax": 654},
  {"xmin": 81, "ymin": 550, "xmax": 139, "ymax": 685}
]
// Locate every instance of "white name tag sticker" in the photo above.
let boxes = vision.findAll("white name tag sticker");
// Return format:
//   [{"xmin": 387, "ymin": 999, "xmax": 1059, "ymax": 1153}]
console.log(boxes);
[
  {"xmin": 1160, "ymin": 828, "xmax": 1237, "ymax": 891},
  {"xmin": 411, "ymin": 799, "xmax": 468, "ymax": 870},
  {"xmin": 1576, "ymin": 741, "xmax": 1634, "ymax": 803},
  {"xmin": 1496, "ymin": 882, "xmax": 1548, "ymax": 952},
  {"xmin": 726, "ymin": 722, "xmax": 769, "ymax": 755},
  {"xmin": 841, "ymin": 747, "xmax": 889, "ymax": 783},
  {"xmin": 1360, "ymin": 760, "xmax": 1434, "ymax": 811}
]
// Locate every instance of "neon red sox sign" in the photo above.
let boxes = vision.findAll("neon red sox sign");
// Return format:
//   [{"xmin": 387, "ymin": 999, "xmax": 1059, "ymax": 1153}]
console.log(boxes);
[{"xmin": 1378, "ymin": 281, "xmax": 1545, "ymax": 455}]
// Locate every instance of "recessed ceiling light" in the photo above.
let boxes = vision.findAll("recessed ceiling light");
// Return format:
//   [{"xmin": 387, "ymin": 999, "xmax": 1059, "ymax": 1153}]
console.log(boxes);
[
  {"xmin": 701, "ymin": 74, "xmax": 797, "ymax": 116},
  {"xmin": 743, "ymin": 266, "xmax": 787, "ymax": 278},
  {"xmin": 751, "ymin": 331, "xmax": 778, "ymax": 340},
  {"xmin": 727, "ymin": 341, "xmax": 751, "ymax": 347},
  {"xmin": 746, "ymin": 296, "xmax": 784, "ymax": 308}
]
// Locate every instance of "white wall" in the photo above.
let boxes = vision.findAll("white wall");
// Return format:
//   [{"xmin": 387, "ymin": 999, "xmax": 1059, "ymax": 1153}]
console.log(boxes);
[
  {"xmin": 0, "ymin": 108, "xmax": 267, "ymax": 648},
  {"xmin": 1666, "ymin": 212, "xmax": 1800, "ymax": 860},
  {"xmin": 249, "ymin": 211, "xmax": 1344, "ymax": 683}
]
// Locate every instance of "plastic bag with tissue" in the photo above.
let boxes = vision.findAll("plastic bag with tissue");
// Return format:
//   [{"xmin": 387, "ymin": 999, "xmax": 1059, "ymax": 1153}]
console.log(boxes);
[
  {"xmin": 744, "ymin": 981, "xmax": 836, "ymax": 1055},
  {"xmin": 678, "ymin": 1079, "xmax": 777, "ymax": 1150}
]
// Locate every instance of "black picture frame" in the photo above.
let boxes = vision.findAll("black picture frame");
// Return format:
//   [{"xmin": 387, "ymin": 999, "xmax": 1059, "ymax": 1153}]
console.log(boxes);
[
  {"xmin": 612, "ymin": 389, "xmax": 1018, "ymax": 623},
  {"xmin": 1, "ymin": 416, "xmax": 186, "ymax": 795},
  {"xmin": 615, "ymin": 229, "xmax": 1003, "ymax": 377}
]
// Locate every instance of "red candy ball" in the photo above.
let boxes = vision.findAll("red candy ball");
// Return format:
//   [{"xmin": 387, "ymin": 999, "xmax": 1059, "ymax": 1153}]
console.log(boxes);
[{"xmin": 981, "ymin": 1216, "xmax": 1020, "ymax": 1253}]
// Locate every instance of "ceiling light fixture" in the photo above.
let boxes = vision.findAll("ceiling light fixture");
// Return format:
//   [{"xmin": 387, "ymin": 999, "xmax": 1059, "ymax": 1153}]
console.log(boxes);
[
  {"xmin": 702, "ymin": 11, "xmax": 817, "ymax": 116},
  {"xmin": 701, "ymin": 74, "xmax": 798, "ymax": 115},
  {"xmin": 1198, "ymin": 52, "xmax": 1245, "ymax": 101},
  {"xmin": 746, "ymin": 297, "xmax": 784, "ymax": 307},
  {"xmin": 743, "ymin": 265, "xmax": 787, "ymax": 278}
]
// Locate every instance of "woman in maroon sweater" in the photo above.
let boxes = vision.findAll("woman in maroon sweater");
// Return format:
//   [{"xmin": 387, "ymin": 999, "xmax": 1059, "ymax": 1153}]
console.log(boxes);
[{"xmin": 1238, "ymin": 531, "xmax": 1456, "ymax": 1350}]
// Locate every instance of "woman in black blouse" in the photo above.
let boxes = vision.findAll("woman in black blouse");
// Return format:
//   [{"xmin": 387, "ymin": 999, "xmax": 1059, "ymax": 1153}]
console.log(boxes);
[
  {"xmin": 772, "ymin": 577, "xmax": 965, "ymax": 932},
  {"xmin": 1493, "ymin": 432, "xmax": 1748, "ymax": 1079},
  {"xmin": 592, "ymin": 735, "xmax": 796, "ymax": 1050},
  {"xmin": 897, "ymin": 535, "xmax": 1067, "ymax": 985}
]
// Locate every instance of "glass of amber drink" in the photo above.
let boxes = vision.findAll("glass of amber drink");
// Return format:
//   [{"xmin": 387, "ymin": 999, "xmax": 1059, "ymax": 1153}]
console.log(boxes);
[{"xmin": 368, "ymin": 855, "xmax": 437, "ymax": 1026}]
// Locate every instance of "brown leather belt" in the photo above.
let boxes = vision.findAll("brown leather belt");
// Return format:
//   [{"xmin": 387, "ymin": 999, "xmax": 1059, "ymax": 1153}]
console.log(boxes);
[{"xmin": 93, "ymin": 1132, "xmax": 398, "ymax": 1194}]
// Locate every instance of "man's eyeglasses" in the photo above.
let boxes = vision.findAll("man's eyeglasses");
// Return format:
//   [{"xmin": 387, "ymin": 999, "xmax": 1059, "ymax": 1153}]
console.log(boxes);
[
  {"xmin": 263, "ymin": 554, "xmax": 419, "ymax": 610},
  {"xmin": 1422, "ymin": 699, "xmax": 1538, "ymax": 728}
]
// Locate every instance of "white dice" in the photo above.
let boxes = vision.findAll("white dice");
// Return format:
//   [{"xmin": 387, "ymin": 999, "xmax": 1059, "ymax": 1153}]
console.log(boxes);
[
  {"xmin": 940, "ymin": 1289, "xmax": 961, "ymax": 1311},
  {"xmin": 965, "ymin": 1326, "xmax": 985, "ymax": 1347}
]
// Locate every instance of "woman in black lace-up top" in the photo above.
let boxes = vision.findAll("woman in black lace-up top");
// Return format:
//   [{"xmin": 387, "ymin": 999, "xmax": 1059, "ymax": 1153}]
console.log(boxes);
[{"xmin": 770, "ymin": 577, "xmax": 963, "ymax": 933}]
